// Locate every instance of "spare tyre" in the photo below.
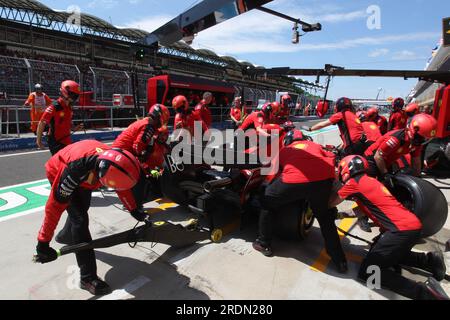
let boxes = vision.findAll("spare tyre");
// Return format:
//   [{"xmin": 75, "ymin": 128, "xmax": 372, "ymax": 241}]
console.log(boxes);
[{"xmin": 390, "ymin": 174, "xmax": 448, "ymax": 238}]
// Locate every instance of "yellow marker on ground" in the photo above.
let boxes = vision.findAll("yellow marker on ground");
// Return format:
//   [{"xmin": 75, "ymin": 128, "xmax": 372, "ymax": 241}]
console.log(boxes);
[{"xmin": 310, "ymin": 218, "xmax": 357, "ymax": 273}]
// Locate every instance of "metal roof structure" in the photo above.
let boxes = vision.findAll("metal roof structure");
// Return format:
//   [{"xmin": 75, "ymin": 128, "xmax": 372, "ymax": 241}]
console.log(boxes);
[{"xmin": 0, "ymin": 0, "xmax": 150, "ymax": 42}]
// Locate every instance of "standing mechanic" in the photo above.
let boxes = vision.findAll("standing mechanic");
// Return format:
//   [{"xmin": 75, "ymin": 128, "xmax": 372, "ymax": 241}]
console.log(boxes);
[
  {"xmin": 34, "ymin": 140, "xmax": 145, "ymax": 296},
  {"xmin": 254, "ymin": 129, "xmax": 348, "ymax": 273},
  {"xmin": 278, "ymin": 94, "xmax": 292, "ymax": 123},
  {"xmin": 36, "ymin": 80, "xmax": 82, "ymax": 155},
  {"xmin": 173, "ymin": 95, "xmax": 198, "ymax": 135},
  {"xmin": 239, "ymin": 103, "xmax": 275, "ymax": 136},
  {"xmin": 309, "ymin": 97, "xmax": 367, "ymax": 156},
  {"xmin": 112, "ymin": 104, "xmax": 170, "ymax": 206},
  {"xmin": 366, "ymin": 107, "xmax": 388, "ymax": 135},
  {"xmin": 193, "ymin": 92, "xmax": 213, "ymax": 132},
  {"xmin": 388, "ymin": 98, "xmax": 408, "ymax": 131},
  {"xmin": 364, "ymin": 114, "xmax": 438, "ymax": 179},
  {"xmin": 230, "ymin": 97, "xmax": 248, "ymax": 129},
  {"xmin": 330, "ymin": 155, "xmax": 448, "ymax": 300},
  {"xmin": 24, "ymin": 84, "xmax": 52, "ymax": 135}
]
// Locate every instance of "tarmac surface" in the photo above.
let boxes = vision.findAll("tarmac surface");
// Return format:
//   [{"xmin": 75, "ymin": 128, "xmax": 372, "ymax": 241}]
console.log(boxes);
[{"xmin": 0, "ymin": 119, "xmax": 449, "ymax": 300}]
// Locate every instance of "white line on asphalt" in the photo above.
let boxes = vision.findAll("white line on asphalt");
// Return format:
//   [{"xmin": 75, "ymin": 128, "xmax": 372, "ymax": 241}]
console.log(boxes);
[
  {"xmin": 0, "ymin": 206, "xmax": 45, "ymax": 223},
  {"xmin": 0, "ymin": 179, "xmax": 48, "ymax": 191},
  {"xmin": 0, "ymin": 150, "xmax": 50, "ymax": 158},
  {"xmin": 0, "ymin": 142, "xmax": 114, "ymax": 158},
  {"xmin": 98, "ymin": 276, "xmax": 151, "ymax": 300}
]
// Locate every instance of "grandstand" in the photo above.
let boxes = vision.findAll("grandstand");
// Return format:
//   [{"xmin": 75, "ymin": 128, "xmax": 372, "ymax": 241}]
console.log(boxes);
[{"xmin": 0, "ymin": 0, "xmax": 324, "ymax": 135}]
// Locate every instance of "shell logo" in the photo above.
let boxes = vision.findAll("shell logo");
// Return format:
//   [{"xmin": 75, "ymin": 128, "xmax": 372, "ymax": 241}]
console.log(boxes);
[
  {"xmin": 412, "ymin": 121, "xmax": 418, "ymax": 127},
  {"xmin": 397, "ymin": 148, "xmax": 404, "ymax": 154},
  {"xmin": 294, "ymin": 144, "xmax": 307, "ymax": 150},
  {"xmin": 370, "ymin": 125, "xmax": 377, "ymax": 130},
  {"xmin": 108, "ymin": 180, "xmax": 116, "ymax": 187},
  {"xmin": 60, "ymin": 112, "xmax": 65, "ymax": 117},
  {"xmin": 339, "ymin": 160, "xmax": 346, "ymax": 167},
  {"xmin": 382, "ymin": 186, "xmax": 391, "ymax": 195}
]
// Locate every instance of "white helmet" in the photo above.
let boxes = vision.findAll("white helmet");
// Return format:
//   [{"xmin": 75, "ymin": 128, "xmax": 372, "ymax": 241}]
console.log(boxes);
[{"xmin": 35, "ymin": 84, "xmax": 43, "ymax": 91}]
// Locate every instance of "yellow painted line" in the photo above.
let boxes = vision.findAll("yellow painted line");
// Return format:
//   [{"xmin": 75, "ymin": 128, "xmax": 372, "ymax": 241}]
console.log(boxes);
[
  {"xmin": 145, "ymin": 200, "xmax": 178, "ymax": 215},
  {"xmin": 310, "ymin": 218, "xmax": 356, "ymax": 273},
  {"xmin": 346, "ymin": 252, "xmax": 364, "ymax": 264}
]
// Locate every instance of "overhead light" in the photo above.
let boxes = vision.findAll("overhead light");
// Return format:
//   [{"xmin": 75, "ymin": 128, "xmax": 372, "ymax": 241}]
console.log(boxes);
[
  {"xmin": 182, "ymin": 34, "xmax": 195, "ymax": 45},
  {"xmin": 292, "ymin": 22, "xmax": 300, "ymax": 44}
]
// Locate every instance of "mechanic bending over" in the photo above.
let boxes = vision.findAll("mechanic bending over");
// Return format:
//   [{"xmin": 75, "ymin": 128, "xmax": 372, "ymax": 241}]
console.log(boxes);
[
  {"xmin": 55, "ymin": 104, "xmax": 170, "ymax": 245},
  {"xmin": 253, "ymin": 129, "xmax": 348, "ymax": 274},
  {"xmin": 364, "ymin": 114, "xmax": 438, "ymax": 181},
  {"xmin": 34, "ymin": 140, "xmax": 146, "ymax": 296}
]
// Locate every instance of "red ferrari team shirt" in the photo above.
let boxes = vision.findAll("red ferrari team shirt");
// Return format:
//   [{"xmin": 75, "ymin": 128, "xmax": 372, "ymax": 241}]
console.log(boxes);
[
  {"xmin": 362, "ymin": 121, "xmax": 382, "ymax": 143},
  {"xmin": 230, "ymin": 107, "xmax": 244, "ymax": 122},
  {"xmin": 174, "ymin": 113, "xmax": 196, "ymax": 135},
  {"xmin": 193, "ymin": 100, "xmax": 212, "ymax": 130},
  {"xmin": 240, "ymin": 111, "xmax": 265, "ymax": 131},
  {"xmin": 278, "ymin": 140, "xmax": 336, "ymax": 184},
  {"xmin": 364, "ymin": 129, "xmax": 422, "ymax": 167},
  {"xmin": 41, "ymin": 98, "xmax": 73, "ymax": 145},
  {"xmin": 389, "ymin": 111, "xmax": 408, "ymax": 130},
  {"xmin": 338, "ymin": 175, "xmax": 422, "ymax": 232},
  {"xmin": 39, "ymin": 140, "xmax": 137, "ymax": 242},
  {"xmin": 329, "ymin": 111, "xmax": 364, "ymax": 148}
]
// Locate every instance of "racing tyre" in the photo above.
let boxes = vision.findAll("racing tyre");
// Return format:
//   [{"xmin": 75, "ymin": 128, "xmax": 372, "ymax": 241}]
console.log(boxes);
[
  {"xmin": 273, "ymin": 202, "xmax": 315, "ymax": 241},
  {"xmin": 390, "ymin": 174, "xmax": 448, "ymax": 238}
]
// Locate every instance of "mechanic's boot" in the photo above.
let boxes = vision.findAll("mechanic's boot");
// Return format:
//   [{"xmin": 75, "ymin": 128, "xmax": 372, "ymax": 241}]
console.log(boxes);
[
  {"xmin": 419, "ymin": 278, "xmax": 450, "ymax": 300},
  {"xmin": 428, "ymin": 251, "xmax": 446, "ymax": 282},
  {"xmin": 80, "ymin": 277, "xmax": 112, "ymax": 296},
  {"xmin": 253, "ymin": 240, "xmax": 273, "ymax": 257},
  {"xmin": 332, "ymin": 259, "xmax": 349, "ymax": 274},
  {"xmin": 357, "ymin": 216, "xmax": 372, "ymax": 233}
]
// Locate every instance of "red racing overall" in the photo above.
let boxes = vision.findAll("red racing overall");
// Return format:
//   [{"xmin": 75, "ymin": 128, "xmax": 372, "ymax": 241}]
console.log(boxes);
[
  {"xmin": 38, "ymin": 140, "xmax": 137, "ymax": 281},
  {"xmin": 41, "ymin": 98, "xmax": 74, "ymax": 155},
  {"xmin": 337, "ymin": 174, "xmax": 439, "ymax": 300},
  {"xmin": 329, "ymin": 110, "xmax": 366, "ymax": 155}
]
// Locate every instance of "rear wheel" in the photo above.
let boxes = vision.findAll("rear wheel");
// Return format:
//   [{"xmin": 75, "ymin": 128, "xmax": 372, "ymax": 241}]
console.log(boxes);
[
  {"xmin": 390, "ymin": 174, "xmax": 448, "ymax": 238},
  {"xmin": 274, "ymin": 202, "xmax": 315, "ymax": 241}
]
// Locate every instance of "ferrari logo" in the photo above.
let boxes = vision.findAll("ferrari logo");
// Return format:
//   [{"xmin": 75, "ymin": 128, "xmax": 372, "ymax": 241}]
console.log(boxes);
[
  {"xmin": 382, "ymin": 187, "xmax": 391, "ymax": 195},
  {"xmin": 430, "ymin": 130, "xmax": 436, "ymax": 137},
  {"xmin": 96, "ymin": 148, "xmax": 104, "ymax": 153},
  {"xmin": 397, "ymin": 148, "xmax": 404, "ymax": 154},
  {"xmin": 294, "ymin": 144, "xmax": 307, "ymax": 150},
  {"xmin": 60, "ymin": 112, "xmax": 65, "ymax": 117},
  {"xmin": 356, "ymin": 119, "xmax": 361, "ymax": 124}
]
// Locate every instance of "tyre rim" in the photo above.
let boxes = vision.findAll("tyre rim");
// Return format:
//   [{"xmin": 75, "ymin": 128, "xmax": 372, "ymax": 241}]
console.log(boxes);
[{"xmin": 303, "ymin": 207, "xmax": 315, "ymax": 230}]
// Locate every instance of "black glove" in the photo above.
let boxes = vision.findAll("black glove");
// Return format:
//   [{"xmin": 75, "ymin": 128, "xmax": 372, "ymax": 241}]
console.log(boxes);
[
  {"xmin": 34, "ymin": 241, "xmax": 58, "ymax": 264},
  {"xmin": 130, "ymin": 208, "xmax": 147, "ymax": 222},
  {"xmin": 383, "ymin": 173, "xmax": 395, "ymax": 189}
]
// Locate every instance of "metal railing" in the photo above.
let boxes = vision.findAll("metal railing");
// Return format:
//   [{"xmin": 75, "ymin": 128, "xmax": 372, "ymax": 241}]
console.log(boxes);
[{"xmin": 0, "ymin": 105, "xmax": 147, "ymax": 139}]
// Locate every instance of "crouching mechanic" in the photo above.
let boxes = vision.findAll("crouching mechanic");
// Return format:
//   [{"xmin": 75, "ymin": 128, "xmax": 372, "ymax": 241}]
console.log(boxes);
[
  {"xmin": 364, "ymin": 114, "xmax": 438, "ymax": 180},
  {"xmin": 330, "ymin": 156, "xmax": 448, "ymax": 300},
  {"xmin": 34, "ymin": 140, "xmax": 146, "ymax": 296},
  {"xmin": 253, "ymin": 130, "xmax": 348, "ymax": 273}
]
